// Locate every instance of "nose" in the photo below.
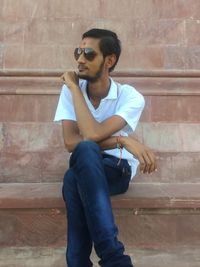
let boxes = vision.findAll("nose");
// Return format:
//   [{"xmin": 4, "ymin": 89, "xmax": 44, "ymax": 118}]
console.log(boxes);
[{"xmin": 77, "ymin": 52, "xmax": 86, "ymax": 64}]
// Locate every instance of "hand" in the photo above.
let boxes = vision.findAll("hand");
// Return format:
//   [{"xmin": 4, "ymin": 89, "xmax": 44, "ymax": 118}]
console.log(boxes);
[
  {"xmin": 61, "ymin": 71, "xmax": 79, "ymax": 89},
  {"xmin": 121, "ymin": 136, "xmax": 157, "ymax": 174}
]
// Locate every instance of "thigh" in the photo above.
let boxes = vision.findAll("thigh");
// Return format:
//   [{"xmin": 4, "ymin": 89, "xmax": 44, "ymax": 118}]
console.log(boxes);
[{"xmin": 102, "ymin": 154, "xmax": 131, "ymax": 196}]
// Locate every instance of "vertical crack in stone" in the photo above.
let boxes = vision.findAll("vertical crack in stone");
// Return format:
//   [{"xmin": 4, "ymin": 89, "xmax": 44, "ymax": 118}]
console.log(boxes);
[{"xmin": 0, "ymin": 122, "xmax": 6, "ymax": 151}]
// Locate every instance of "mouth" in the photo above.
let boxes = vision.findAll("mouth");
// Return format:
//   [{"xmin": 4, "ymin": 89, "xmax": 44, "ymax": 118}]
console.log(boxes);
[{"xmin": 78, "ymin": 65, "xmax": 88, "ymax": 72}]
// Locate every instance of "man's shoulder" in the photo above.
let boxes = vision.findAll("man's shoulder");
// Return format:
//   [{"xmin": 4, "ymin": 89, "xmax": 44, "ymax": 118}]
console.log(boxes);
[
  {"xmin": 111, "ymin": 78, "xmax": 143, "ymax": 99},
  {"xmin": 60, "ymin": 79, "xmax": 87, "ymax": 96}
]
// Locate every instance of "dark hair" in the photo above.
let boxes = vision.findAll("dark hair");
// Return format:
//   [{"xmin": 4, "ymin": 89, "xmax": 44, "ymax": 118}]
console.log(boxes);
[{"xmin": 82, "ymin": 28, "xmax": 121, "ymax": 72}]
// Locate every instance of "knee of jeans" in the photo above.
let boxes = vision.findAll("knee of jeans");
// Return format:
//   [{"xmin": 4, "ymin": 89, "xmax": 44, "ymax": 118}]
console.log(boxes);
[{"xmin": 74, "ymin": 140, "xmax": 99, "ymax": 155}]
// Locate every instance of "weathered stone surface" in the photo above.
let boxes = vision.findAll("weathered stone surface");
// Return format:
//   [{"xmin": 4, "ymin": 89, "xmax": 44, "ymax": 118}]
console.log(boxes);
[
  {"xmin": 3, "ymin": 21, "xmax": 26, "ymax": 44},
  {"xmin": 0, "ymin": 209, "xmax": 66, "ymax": 246},
  {"xmin": 1, "ymin": 122, "xmax": 199, "ymax": 183},
  {"xmin": 1, "ymin": 0, "xmax": 49, "ymax": 21},
  {"xmin": 0, "ymin": 44, "xmax": 3, "ymax": 69},
  {"xmin": 164, "ymin": 46, "xmax": 186, "ymax": 69},
  {"xmin": 0, "ymin": 24, "xmax": 4, "ymax": 42},
  {"xmin": 2, "ymin": 122, "xmax": 199, "ymax": 153},
  {"xmin": 4, "ymin": 44, "xmax": 76, "ymax": 69},
  {"xmin": 185, "ymin": 46, "xmax": 200, "ymax": 69},
  {"xmin": 0, "ymin": 246, "xmax": 200, "ymax": 267},
  {"xmin": 0, "ymin": 151, "xmax": 199, "ymax": 183},
  {"xmin": 131, "ymin": 246, "xmax": 200, "ymax": 267},
  {"xmin": 186, "ymin": 19, "xmax": 200, "ymax": 46},
  {"xmin": 140, "ymin": 123, "xmax": 200, "ymax": 152},
  {"xmin": 3, "ymin": 122, "xmax": 64, "ymax": 152},
  {"xmin": 1, "ymin": 0, "xmax": 200, "ymax": 71},
  {"xmin": 120, "ymin": 45, "xmax": 165, "ymax": 69},
  {"xmin": 127, "ymin": 19, "xmax": 185, "ymax": 46},
  {"xmin": 1, "ymin": 182, "xmax": 200, "ymax": 210},
  {"xmin": 134, "ymin": 152, "xmax": 200, "ymax": 183},
  {"xmin": 47, "ymin": 0, "xmax": 101, "ymax": 20},
  {"xmin": 134, "ymin": 0, "xmax": 200, "ymax": 19},
  {"xmin": 0, "ymin": 123, "xmax": 4, "ymax": 150},
  {"xmin": 1, "ymin": 203, "xmax": 200, "ymax": 247},
  {"xmin": 0, "ymin": 247, "xmax": 66, "ymax": 267},
  {"xmin": 0, "ymin": 94, "xmax": 59, "ymax": 122},
  {"xmin": 150, "ymin": 95, "xmax": 200, "ymax": 122},
  {"xmin": 0, "ymin": 151, "xmax": 69, "ymax": 183},
  {"xmin": 116, "ymin": 213, "xmax": 200, "ymax": 248},
  {"xmin": 1, "ymin": 75, "xmax": 200, "ymax": 122}
]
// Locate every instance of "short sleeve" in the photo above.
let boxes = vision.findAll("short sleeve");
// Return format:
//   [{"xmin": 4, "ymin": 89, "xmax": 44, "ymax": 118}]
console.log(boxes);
[
  {"xmin": 115, "ymin": 85, "xmax": 145, "ymax": 132},
  {"xmin": 54, "ymin": 84, "xmax": 76, "ymax": 122}
]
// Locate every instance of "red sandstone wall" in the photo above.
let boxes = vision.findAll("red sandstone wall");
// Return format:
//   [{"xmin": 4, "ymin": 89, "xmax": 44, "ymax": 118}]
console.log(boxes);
[
  {"xmin": 0, "ymin": 0, "xmax": 200, "ymax": 71},
  {"xmin": 0, "ymin": 0, "xmax": 200, "ymax": 184}
]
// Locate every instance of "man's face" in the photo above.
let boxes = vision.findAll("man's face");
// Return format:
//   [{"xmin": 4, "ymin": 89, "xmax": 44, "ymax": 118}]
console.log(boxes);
[{"xmin": 74, "ymin": 37, "xmax": 106, "ymax": 82}]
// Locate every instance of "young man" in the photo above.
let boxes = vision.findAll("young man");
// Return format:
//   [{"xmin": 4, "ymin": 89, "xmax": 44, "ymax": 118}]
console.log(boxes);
[{"xmin": 54, "ymin": 29, "xmax": 156, "ymax": 267}]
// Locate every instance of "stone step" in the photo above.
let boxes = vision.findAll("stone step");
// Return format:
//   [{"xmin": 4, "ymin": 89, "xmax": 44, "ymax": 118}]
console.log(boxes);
[
  {"xmin": 0, "ymin": 183, "xmax": 200, "ymax": 248},
  {"xmin": 1, "ymin": 122, "xmax": 200, "ymax": 153},
  {"xmin": 0, "ymin": 122, "xmax": 200, "ymax": 183},
  {"xmin": 0, "ymin": 246, "xmax": 199, "ymax": 267},
  {"xmin": 0, "ymin": 151, "xmax": 200, "ymax": 183}
]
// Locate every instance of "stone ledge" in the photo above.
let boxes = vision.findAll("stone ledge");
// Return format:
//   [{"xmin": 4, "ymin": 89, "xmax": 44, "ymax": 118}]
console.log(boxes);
[
  {"xmin": 0, "ymin": 182, "xmax": 200, "ymax": 210},
  {"xmin": 1, "ymin": 69, "xmax": 200, "ymax": 77},
  {"xmin": 1, "ymin": 76, "xmax": 200, "ymax": 96}
]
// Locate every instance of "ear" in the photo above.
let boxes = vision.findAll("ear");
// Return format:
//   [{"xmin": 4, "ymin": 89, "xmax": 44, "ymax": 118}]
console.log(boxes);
[{"xmin": 105, "ymin": 54, "xmax": 117, "ymax": 70}]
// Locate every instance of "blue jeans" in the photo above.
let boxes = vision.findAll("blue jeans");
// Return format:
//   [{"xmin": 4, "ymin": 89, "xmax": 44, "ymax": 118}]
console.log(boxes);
[{"xmin": 62, "ymin": 141, "xmax": 133, "ymax": 267}]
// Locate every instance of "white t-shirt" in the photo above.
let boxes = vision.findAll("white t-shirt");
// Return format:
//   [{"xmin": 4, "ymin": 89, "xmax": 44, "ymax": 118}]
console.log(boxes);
[{"xmin": 54, "ymin": 78, "xmax": 145, "ymax": 179}]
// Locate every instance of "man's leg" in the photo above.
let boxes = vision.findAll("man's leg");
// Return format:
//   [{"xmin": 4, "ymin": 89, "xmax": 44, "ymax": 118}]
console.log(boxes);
[
  {"xmin": 69, "ymin": 140, "xmax": 133, "ymax": 267},
  {"xmin": 63, "ymin": 169, "xmax": 93, "ymax": 267}
]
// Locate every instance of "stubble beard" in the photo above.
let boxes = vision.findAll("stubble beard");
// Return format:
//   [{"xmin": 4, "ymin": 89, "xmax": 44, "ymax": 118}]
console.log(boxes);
[{"xmin": 77, "ymin": 61, "xmax": 105, "ymax": 83}]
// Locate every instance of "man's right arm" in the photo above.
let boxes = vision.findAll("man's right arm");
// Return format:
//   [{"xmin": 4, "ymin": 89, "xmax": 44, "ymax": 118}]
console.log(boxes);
[
  {"xmin": 62, "ymin": 120, "xmax": 83, "ymax": 152},
  {"xmin": 62, "ymin": 120, "xmax": 118, "ymax": 152}
]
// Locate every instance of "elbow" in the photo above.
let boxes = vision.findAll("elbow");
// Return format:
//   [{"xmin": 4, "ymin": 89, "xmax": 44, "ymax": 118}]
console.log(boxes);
[
  {"xmin": 64, "ymin": 140, "xmax": 74, "ymax": 153},
  {"xmin": 82, "ymin": 131, "xmax": 102, "ymax": 142}
]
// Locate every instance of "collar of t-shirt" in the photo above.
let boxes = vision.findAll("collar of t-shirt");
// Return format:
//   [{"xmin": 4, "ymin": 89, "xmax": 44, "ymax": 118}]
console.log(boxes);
[{"xmin": 80, "ymin": 78, "xmax": 118, "ymax": 102}]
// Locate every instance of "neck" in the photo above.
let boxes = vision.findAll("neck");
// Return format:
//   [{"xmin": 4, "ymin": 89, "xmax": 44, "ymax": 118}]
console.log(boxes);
[{"xmin": 87, "ymin": 76, "xmax": 111, "ymax": 101}]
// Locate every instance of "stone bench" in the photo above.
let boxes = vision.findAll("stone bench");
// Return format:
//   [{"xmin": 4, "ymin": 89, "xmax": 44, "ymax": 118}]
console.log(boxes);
[{"xmin": 0, "ymin": 182, "xmax": 200, "ymax": 250}]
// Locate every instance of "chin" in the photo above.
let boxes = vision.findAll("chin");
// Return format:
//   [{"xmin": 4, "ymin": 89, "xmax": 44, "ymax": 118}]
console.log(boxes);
[
  {"xmin": 77, "ymin": 73, "xmax": 90, "ymax": 80},
  {"xmin": 78, "ymin": 73, "xmax": 102, "ymax": 83},
  {"xmin": 78, "ymin": 73, "xmax": 96, "ymax": 82}
]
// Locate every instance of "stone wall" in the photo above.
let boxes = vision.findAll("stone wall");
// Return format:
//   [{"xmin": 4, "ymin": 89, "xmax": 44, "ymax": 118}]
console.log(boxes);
[
  {"xmin": 0, "ymin": 0, "xmax": 200, "ymax": 183},
  {"xmin": 0, "ymin": 0, "xmax": 200, "ymax": 71}
]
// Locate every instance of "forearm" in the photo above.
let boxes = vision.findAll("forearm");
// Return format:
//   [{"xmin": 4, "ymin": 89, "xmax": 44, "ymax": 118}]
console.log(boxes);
[
  {"xmin": 66, "ymin": 134, "xmax": 118, "ymax": 153},
  {"xmin": 63, "ymin": 134, "xmax": 83, "ymax": 153},
  {"xmin": 71, "ymin": 85, "xmax": 102, "ymax": 140},
  {"xmin": 119, "ymin": 135, "xmax": 157, "ymax": 173},
  {"xmin": 98, "ymin": 136, "xmax": 118, "ymax": 150}
]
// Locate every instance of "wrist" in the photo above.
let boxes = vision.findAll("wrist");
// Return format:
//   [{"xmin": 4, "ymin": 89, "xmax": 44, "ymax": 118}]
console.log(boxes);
[
  {"xmin": 118, "ymin": 136, "xmax": 127, "ymax": 147},
  {"xmin": 69, "ymin": 84, "xmax": 79, "ymax": 91},
  {"xmin": 116, "ymin": 136, "xmax": 123, "ymax": 149},
  {"xmin": 116, "ymin": 135, "xmax": 124, "ymax": 166}
]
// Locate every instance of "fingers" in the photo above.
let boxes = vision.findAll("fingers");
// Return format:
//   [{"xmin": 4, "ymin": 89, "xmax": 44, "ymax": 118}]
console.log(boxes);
[
  {"xmin": 137, "ymin": 154, "xmax": 146, "ymax": 173},
  {"xmin": 138, "ymin": 149, "xmax": 157, "ymax": 174},
  {"xmin": 145, "ymin": 150, "xmax": 157, "ymax": 173},
  {"xmin": 60, "ymin": 74, "xmax": 65, "ymax": 82},
  {"xmin": 60, "ymin": 71, "xmax": 79, "ymax": 87},
  {"xmin": 123, "ymin": 137, "xmax": 157, "ymax": 174}
]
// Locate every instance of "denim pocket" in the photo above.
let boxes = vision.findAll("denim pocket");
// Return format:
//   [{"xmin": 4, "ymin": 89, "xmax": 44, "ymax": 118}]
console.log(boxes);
[{"xmin": 102, "ymin": 154, "xmax": 131, "ymax": 196}]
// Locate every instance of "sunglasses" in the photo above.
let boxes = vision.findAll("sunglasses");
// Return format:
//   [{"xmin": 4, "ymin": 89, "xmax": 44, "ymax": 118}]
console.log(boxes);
[{"xmin": 74, "ymin": 47, "xmax": 97, "ymax": 61}]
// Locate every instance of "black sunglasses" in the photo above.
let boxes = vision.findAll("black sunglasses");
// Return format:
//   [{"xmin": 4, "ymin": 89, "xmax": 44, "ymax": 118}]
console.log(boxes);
[{"xmin": 74, "ymin": 47, "xmax": 97, "ymax": 61}]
